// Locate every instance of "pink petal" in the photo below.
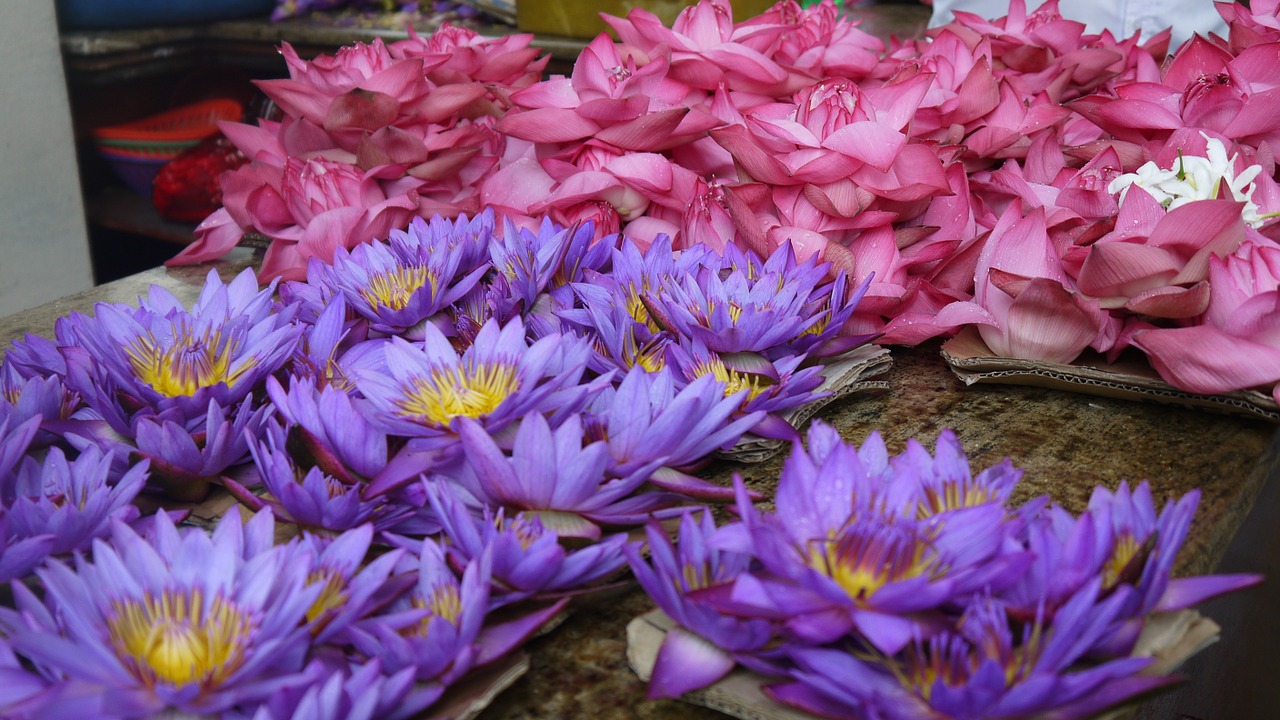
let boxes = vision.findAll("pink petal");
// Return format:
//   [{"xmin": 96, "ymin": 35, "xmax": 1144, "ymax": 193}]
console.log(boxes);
[
  {"xmin": 1077, "ymin": 241, "xmax": 1180, "ymax": 299},
  {"xmin": 594, "ymin": 108, "xmax": 692, "ymax": 151},
  {"xmin": 166, "ymin": 209, "xmax": 242, "ymax": 266},
  {"xmin": 821, "ymin": 121, "xmax": 905, "ymax": 172},
  {"xmin": 984, "ymin": 278, "xmax": 1099, "ymax": 364},
  {"xmin": 710, "ymin": 124, "xmax": 794, "ymax": 185},
  {"xmin": 496, "ymin": 107, "xmax": 599, "ymax": 143},
  {"xmin": 1122, "ymin": 282, "xmax": 1211, "ymax": 319},
  {"xmin": 1132, "ymin": 325, "xmax": 1280, "ymax": 393}
]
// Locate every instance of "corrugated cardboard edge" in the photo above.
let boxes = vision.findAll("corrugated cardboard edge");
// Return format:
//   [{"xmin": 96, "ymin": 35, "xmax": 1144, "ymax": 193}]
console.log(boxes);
[
  {"xmin": 628, "ymin": 608, "xmax": 1217, "ymax": 720},
  {"xmin": 720, "ymin": 344, "xmax": 893, "ymax": 464},
  {"xmin": 941, "ymin": 328, "xmax": 1280, "ymax": 423}
]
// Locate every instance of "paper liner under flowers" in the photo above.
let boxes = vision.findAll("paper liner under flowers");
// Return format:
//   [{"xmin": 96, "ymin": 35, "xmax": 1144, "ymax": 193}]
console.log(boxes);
[
  {"xmin": 941, "ymin": 328, "xmax": 1280, "ymax": 423},
  {"xmin": 427, "ymin": 651, "xmax": 530, "ymax": 720},
  {"xmin": 720, "ymin": 344, "xmax": 893, "ymax": 464},
  {"xmin": 626, "ymin": 608, "xmax": 1221, "ymax": 720}
]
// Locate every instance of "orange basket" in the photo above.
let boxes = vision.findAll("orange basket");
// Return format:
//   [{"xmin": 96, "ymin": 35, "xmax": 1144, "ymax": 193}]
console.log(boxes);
[{"xmin": 92, "ymin": 99, "xmax": 244, "ymax": 150}]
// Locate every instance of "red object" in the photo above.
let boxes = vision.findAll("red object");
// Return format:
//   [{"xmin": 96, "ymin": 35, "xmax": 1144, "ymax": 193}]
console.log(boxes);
[{"xmin": 152, "ymin": 134, "xmax": 248, "ymax": 223}]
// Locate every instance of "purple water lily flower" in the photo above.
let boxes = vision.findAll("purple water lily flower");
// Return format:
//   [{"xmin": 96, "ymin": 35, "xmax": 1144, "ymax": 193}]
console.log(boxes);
[
  {"xmin": 353, "ymin": 316, "xmax": 597, "ymax": 441},
  {"xmin": 308, "ymin": 213, "xmax": 493, "ymax": 339},
  {"xmin": 0, "ymin": 364, "xmax": 82, "ymax": 444},
  {"xmin": 718, "ymin": 423, "xmax": 1026, "ymax": 654},
  {"xmin": 585, "ymin": 368, "xmax": 764, "ymax": 501},
  {"xmin": 0, "ymin": 635, "xmax": 63, "ymax": 719},
  {"xmin": 286, "ymin": 292, "xmax": 357, "ymax": 390},
  {"xmin": 347, "ymin": 539, "xmax": 565, "ymax": 696},
  {"xmin": 290, "ymin": 527, "xmax": 410, "ymax": 646},
  {"xmin": 241, "ymin": 658, "xmax": 437, "ymax": 720},
  {"xmin": 0, "ymin": 510, "xmax": 319, "ymax": 718},
  {"xmin": 769, "ymin": 584, "xmax": 1176, "ymax": 720},
  {"xmin": 55, "ymin": 268, "xmax": 302, "ymax": 423},
  {"xmin": 645, "ymin": 243, "xmax": 828, "ymax": 355},
  {"xmin": 446, "ymin": 412, "xmax": 697, "ymax": 540},
  {"xmin": 666, "ymin": 340, "xmax": 827, "ymax": 440},
  {"xmin": 425, "ymin": 480, "xmax": 628, "ymax": 606},
  {"xmin": 267, "ymin": 376, "xmax": 389, "ymax": 483},
  {"xmin": 4, "ymin": 446, "xmax": 146, "ymax": 556},
  {"xmin": 625, "ymin": 511, "xmax": 781, "ymax": 699},
  {"xmin": 228, "ymin": 421, "xmax": 414, "ymax": 534},
  {"xmin": 568, "ymin": 280, "xmax": 671, "ymax": 375},
  {"xmin": 0, "ymin": 509, "xmax": 54, "ymax": 584},
  {"xmin": 0, "ymin": 333, "xmax": 67, "ymax": 380},
  {"xmin": 488, "ymin": 217, "xmax": 612, "ymax": 321}
]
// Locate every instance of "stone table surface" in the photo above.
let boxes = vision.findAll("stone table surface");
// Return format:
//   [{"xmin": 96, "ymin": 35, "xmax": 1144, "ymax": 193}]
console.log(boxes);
[{"xmin": 1, "ymin": 261, "xmax": 1276, "ymax": 719}]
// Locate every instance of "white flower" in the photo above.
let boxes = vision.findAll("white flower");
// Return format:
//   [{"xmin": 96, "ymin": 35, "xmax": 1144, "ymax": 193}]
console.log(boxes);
[{"xmin": 1108, "ymin": 134, "xmax": 1266, "ymax": 227}]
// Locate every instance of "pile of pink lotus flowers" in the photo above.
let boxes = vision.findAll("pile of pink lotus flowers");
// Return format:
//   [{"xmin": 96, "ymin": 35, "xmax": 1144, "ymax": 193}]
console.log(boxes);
[{"xmin": 173, "ymin": 0, "xmax": 1280, "ymax": 403}]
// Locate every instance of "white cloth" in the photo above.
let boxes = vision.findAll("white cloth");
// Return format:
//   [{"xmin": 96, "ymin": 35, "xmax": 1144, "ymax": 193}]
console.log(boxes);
[{"xmin": 927, "ymin": 0, "xmax": 1230, "ymax": 51}]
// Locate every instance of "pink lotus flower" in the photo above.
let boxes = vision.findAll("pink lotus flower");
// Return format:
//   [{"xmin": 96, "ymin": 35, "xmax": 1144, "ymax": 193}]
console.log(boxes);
[
  {"xmin": 737, "ymin": 0, "xmax": 883, "ymax": 81},
  {"xmin": 1219, "ymin": 0, "xmax": 1280, "ymax": 52},
  {"xmin": 1076, "ymin": 195, "xmax": 1245, "ymax": 321},
  {"xmin": 496, "ymin": 34, "xmax": 718, "ymax": 154},
  {"xmin": 1132, "ymin": 235, "xmax": 1280, "ymax": 401},
  {"xmin": 603, "ymin": 0, "xmax": 809, "ymax": 98},
  {"xmin": 389, "ymin": 24, "xmax": 547, "ymax": 102},
  {"xmin": 169, "ymin": 157, "xmax": 419, "ymax": 282},
  {"xmin": 973, "ymin": 202, "xmax": 1112, "ymax": 363}
]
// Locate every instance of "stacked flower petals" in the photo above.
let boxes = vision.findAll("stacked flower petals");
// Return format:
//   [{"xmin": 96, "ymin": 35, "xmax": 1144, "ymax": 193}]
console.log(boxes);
[{"xmin": 628, "ymin": 423, "xmax": 1262, "ymax": 718}]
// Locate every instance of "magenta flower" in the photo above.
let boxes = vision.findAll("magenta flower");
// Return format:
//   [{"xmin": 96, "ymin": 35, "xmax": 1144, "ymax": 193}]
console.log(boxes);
[
  {"xmin": 1131, "ymin": 236, "xmax": 1280, "ymax": 399},
  {"xmin": 389, "ymin": 23, "xmax": 547, "ymax": 96},
  {"xmin": 0, "ymin": 511, "xmax": 318, "ymax": 717}
]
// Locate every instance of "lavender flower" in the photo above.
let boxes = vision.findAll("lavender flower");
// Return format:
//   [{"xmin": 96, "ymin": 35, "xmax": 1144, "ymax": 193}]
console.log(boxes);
[
  {"xmin": 352, "ymin": 317, "xmax": 597, "ymax": 441},
  {"xmin": 4, "ymin": 446, "xmax": 147, "ymax": 556},
  {"xmin": 347, "ymin": 539, "xmax": 565, "ymax": 695},
  {"xmin": 446, "ymin": 412, "xmax": 699, "ymax": 539},
  {"xmin": 242, "ymin": 659, "xmax": 437, "ymax": 720},
  {"xmin": 426, "ymin": 481, "xmax": 628, "ymax": 606},
  {"xmin": 309, "ymin": 213, "xmax": 492, "ymax": 339},
  {"xmin": 625, "ymin": 511, "xmax": 781, "ymax": 699},
  {"xmin": 585, "ymin": 368, "xmax": 764, "ymax": 500},
  {"xmin": 0, "ymin": 511, "xmax": 318, "ymax": 717}
]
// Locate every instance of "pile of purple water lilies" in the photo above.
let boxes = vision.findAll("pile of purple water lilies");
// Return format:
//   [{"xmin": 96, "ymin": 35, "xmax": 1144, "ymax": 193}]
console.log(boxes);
[
  {"xmin": 629, "ymin": 423, "xmax": 1261, "ymax": 719},
  {"xmin": 0, "ymin": 211, "xmax": 869, "ymax": 718}
]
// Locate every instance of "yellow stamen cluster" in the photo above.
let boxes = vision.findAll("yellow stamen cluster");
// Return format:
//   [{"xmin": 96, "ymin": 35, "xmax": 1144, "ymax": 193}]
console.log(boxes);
[
  {"xmin": 695, "ymin": 358, "xmax": 772, "ymax": 402},
  {"xmin": 808, "ymin": 529, "xmax": 937, "ymax": 603},
  {"xmin": 1103, "ymin": 532, "xmax": 1142, "ymax": 588},
  {"xmin": 396, "ymin": 361, "xmax": 520, "ymax": 427},
  {"xmin": 407, "ymin": 586, "xmax": 463, "ymax": 638},
  {"xmin": 305, "ymin": 569, "xmax": 349, "ymax": 626},
  {"xmin": 125, "ymin": 325, "xmax": 248, "ymax": 398},
  {"xmin": 108, "ymin": 589, "xmax": 255, "ymax": 687},
  {"xmin": 918, "ymin": 480, "xmax": 996, "ymax": 519},
  {"xmin": 361, "ymin": 266, "xmax": 435, "ymax": 311}
]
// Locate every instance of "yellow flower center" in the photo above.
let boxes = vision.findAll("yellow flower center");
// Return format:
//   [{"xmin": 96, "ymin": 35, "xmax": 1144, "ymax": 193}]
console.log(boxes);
[
  {"xmin": 1103, "ymin": 532, "xmax": 1142, "ymax": 588},
  {"xmin": 918, "ymin": 481, "xmax": 996, "ymax": 518},
  {"xmin": 108, "ymin": 589, "xmax": 255, "ymax": 688},
  {"xmin": 305, "ymin": 569, "xmax": 349, "ymax": 626},
  {"xmin": 396, "ymin": 361, "xmax": 519, "ymax": 427},
  {"xmin": 695, "ymin": 358, "xmax": 772, "ymax": 402},
  {"xmin": 808, "ymin": 526, "xmax": 937, "ymax": 603},
  {"xmin": 361, "ymin": 266, "xmax": 435, "ymax": 311},
  {"xmin": 626, "ymin": 290, "xmax": 661, "ymax": 334},
  {"xmin": 407, "ymin": 586, "xmax": 463, "ymax": 638},
  {"xmin": 125, "ymin": 326, "xmax": 249, "ymax": 398}
]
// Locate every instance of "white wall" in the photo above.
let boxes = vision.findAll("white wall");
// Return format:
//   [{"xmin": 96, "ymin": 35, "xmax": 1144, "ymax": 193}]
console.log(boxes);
[{"xmin": 0, "ymin": 3, "xmax": 93, "ymax": 317}]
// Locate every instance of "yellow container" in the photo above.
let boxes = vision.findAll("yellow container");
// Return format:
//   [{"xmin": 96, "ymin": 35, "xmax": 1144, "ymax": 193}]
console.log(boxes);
[{"xmin": 517, "ymin": 0, "xmax": 776, "ymax": 40}]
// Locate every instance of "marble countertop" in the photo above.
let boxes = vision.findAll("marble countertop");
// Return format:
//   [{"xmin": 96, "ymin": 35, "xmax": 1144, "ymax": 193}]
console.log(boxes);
[{"xmin": 2, "ymin": 260, "xmax": 1275, "ymax": 719}]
